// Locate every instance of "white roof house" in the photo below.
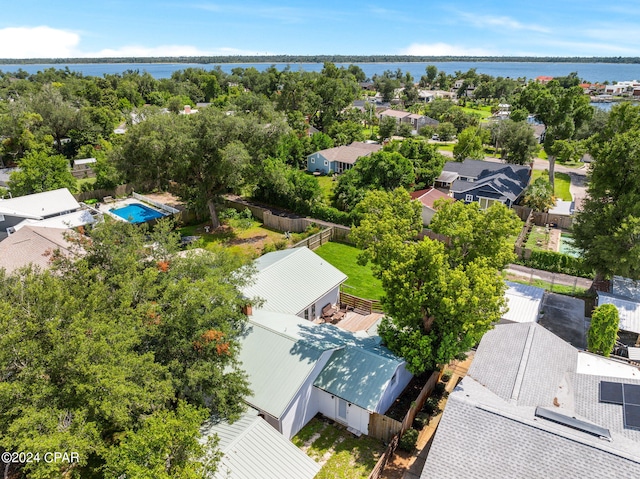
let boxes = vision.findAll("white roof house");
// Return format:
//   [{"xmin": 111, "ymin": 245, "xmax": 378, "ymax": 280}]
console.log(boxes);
[
  {"xmin": 0, "ymin": 188, "xmax": 95, "ymax": 240},
  {"xmin": 201, "ymin": 408, "xmax": 320, "ymax": 479},
  {"xmin": 502, "ymin": 281, "xmax": 545, "ymax": 323},
  {"xmin": 243, "ymin": 247, "xmax": 347, "ymax": 320},
  {"xmin": 597, "ymin": 291, "xmax": 640, "ymax": 335}
]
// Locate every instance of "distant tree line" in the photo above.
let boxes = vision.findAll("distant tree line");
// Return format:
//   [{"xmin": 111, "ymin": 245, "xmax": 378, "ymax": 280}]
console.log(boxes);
[{"xmin": 2, "ymin": 55, "xmax": 640, "ymax": 64}]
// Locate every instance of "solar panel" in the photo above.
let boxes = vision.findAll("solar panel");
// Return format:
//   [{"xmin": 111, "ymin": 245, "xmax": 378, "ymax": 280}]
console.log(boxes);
[
  {"xmin": 623, "ymin": 404, "xmax": 640, "ymax": 430},
  {"xmin": 535, "ymin": 407, "xmax": 611, "ymax": 439},
  {"xmin": 623, "ymin": 384, "xmax": 640, "ymax": 406},
  {"xmin": 599, "ymin": 381, "xmax": 623, "ymax": 405}
]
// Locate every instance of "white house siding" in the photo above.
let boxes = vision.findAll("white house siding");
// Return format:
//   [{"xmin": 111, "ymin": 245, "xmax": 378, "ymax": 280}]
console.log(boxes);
[
  {"xmin": 314, "ymin": 388, "xmax": 370, "ymax": 435},
  {"xmin": 375, "ymin": 364, "xmax": 413, "ymax": 414},
  {"xmin": 297, "ymin": 286, "xmax": 341, "ymax": 321},
  {"xmin": 420, "ymin": 206, "xmax": 437, "ymax": 227},
  {"xmin": 279, "ymin": 349, "xmax": 335, "ymax": 439}
]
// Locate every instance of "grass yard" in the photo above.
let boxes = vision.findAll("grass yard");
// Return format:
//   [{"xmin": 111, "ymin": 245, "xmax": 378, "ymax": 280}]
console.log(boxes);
[
  {"xmin": 293, "ymin": 417, "xmax": 384, "ymax": 479},
  {"xmin": 436, "ymin": 143, "xmax": 455, "ymax": 152},
  {"xmin": 531, "ymin": 170, "xmax": 572, "ymax": 201},
  {"xmin": 179, "ymin": 220, "xmax": 292, "ymax": 259},
  {"xmin": 314, "ymin": 242, "xmax": 384, "ymax": 300},
  {"xmin": 525, "ymin": 225, "xmax": 551, "ymax": 250},
  {"xmin": 315, "ymin": 174, "xmax": 336, "ymax": 203},
  {"xmin": 76, "ymin": 177, "xmax": 97, "ymax": 189},
  {"xmin": 503, "ymin": 273, "xmax": 588, "ymax": 297}
]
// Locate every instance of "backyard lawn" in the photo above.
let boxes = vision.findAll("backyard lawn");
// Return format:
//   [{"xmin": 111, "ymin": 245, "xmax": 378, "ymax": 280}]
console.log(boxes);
[
  {"xmin": 531, "ymin": 170, "xmax": 572, "ymax": 201},
  {"xmin": 178, "ymin": 219, "xmax": 314, "ymax": 259},
  {"xmin": 314, "ymin": 242, "xmax": 384, "ymax": 300},
  {"xmin": 293, "ymin": 417, "xmax": 384, "ymax": 479},
  {"xmin": 315, "ymin": 174, "xmax": 336, "ymax": 203}
]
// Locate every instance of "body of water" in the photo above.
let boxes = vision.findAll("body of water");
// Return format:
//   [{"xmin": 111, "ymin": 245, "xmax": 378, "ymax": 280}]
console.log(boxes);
[{"xmin": 2, "ymin": 61, "xmax": 640, "ymax": 83}]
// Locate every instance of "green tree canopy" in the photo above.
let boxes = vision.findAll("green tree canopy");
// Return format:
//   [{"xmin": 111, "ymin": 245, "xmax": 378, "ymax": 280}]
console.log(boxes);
[
  {"xmin": 8, "ymin": 149, "xmax": 77, "ymax": 196},
  {"xmin": 574, "ymin": 105, "xmax": 640, "ymax": 279},
  {"xmin": 453, "ymin": 127, "xmax": 485, "ymax": 161},
  {"xmin": 351, "ymin": 191, "xmax": 512, "ymax": 374},
  {"xmin": 523, "ymin": 176, "xmax": 554, "ymax": 212},
  {"xmin": 491, "ymin": 119, "xmax": 539, "ymax": 165},
  {"xmin": 0, "ymin": 220, "xmax": 253, "ymax": 478},
  {"xmin": 587, "ymin": 304, "xmax": 619, "ymax": 357}
]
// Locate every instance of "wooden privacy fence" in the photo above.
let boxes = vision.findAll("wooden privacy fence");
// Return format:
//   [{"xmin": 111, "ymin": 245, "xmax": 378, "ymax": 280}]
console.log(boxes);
[
  {"xmin": 512, "ymin": 205, "xmax": 573, "ymax": 229},
  {"xmin": 367, "ymin": 370, "xmax": 441, "ymax": 479},
  {"xmin": 292, "ymin": 228, "xmax": 332, "ymax": 250},
  {"xmin": 339, "ymin": 291, "xmax": 383, "ymax": 315},
  {"xmin": 73, "ymin": 184, "xmax": 134, "ymax": 202}
]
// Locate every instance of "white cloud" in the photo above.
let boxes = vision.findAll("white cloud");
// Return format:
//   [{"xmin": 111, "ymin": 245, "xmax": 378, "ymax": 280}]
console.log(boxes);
[
  {"xmin": 0, "ymin": 26, "xmax": 80, "ymax": 58},
  {"xmin": 458, "ymin": 13, "xmax": 550, "ymax": 33},
  {"xmin": 400, "ymin": 42, "xmax": 495, "ymax": 56}
]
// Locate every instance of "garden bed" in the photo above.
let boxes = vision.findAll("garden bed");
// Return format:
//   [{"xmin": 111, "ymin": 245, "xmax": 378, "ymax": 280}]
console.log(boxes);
[{"xmin": 384, "ymin": 371, "xmax": 434, "ymax": 422}]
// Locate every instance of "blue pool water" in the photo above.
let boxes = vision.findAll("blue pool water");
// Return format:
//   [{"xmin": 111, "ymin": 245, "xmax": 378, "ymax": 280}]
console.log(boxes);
[
  {"xmin": 559, "ymin": 234, "xmax": 582, "ymax": 258},
  {"xmin": 111, "ymin": 203, "xmax": 165, "ymax": 223}
]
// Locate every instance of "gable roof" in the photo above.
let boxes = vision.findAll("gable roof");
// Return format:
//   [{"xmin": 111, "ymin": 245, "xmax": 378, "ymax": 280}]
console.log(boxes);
[
  {"xmin": 379, "ymin": 109, "xmax": 411, "ymax": 119},
  {"xmin": 241, "ymin": 309, "xmax": 408, "ymax": 415},
  {"xmin": 237, "ymin": 312, "xmax": 333, "ymax": 419},
  {"xmin": 410, "ymin": 188, "xmax": 451, "ymax": 210},
  {"xmin": 244, "ymin": 247, "xmax": 347, "ymax": 316},
  {"xmin": 442, "ymin": 160, "xmax": 531, "ymax": 202},
  {"xmin": 0, "ymin": 226, "xmax": 76, "ymax": 274},
  {"xmin": 201, "ymin": 408, "xmax": 320, "ymax": 479},
  {"xmin": 309, "ymin": 142, "xmax": 381, "ymax": 165},
  {"xmin": 0, "ymin": 188, "xmax": 80, "ymax": 219},
  {"xmin": 423, "ymin": 323, "xmax": 640, "ymax": 478}
]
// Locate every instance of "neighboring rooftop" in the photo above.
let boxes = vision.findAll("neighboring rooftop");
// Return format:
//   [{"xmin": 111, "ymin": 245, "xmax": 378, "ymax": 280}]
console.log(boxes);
[
  {"xmin": 612, "ymin": 276, "xmax": 640, "ymax": 303},
  {"xmin": 502, "ymin": 281, "xmax": 545, "ymax": 324},
  {"xmin": 0, "ymin": 188, "xmax": 80, "ymax": 219},
  {"xmin": 422, "ymin": 322, "xmax": 640, "ymax": 479},
  {"xmin": 0, "ymin": 226, "xmax": 76, "ymax": 274},
  {"xmin": 201, "ymin": 408, "xmax": 320, "ymax": 479},
  {"xmin": 244, "ymin": 247, "xmax": 347, "ymax": 316},
  {"xmin": 597, "ymin": 291, "xmax": 640, "ymax": 335},
  {"xmin": 410, "ymin": 187, "xmax": 451, "ymax": 209},
  {"xmin": 309, "ymin": 142, "xmax": 381, "ymax": 165}
]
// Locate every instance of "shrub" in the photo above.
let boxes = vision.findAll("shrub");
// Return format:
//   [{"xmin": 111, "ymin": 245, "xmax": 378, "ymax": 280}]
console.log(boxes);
[
  {"xmin": 422, "ymin": 397, "xmax": 441, "ymax": 416},
  {"xmin": 441, "ymin": 370, "xmax": 452, "ymax": 383},
  {"xmin": 398, "ymin": 428, "xmax": 419, "ymax": 452},
  {"xmin": 413, "ymin": 412, "xmax": 430, "ymax": 430},
  {"xmin": 432, "ymin": 382, "xmax": 447, "ymax": 398},
  {"xmin": 518, "ymin": 250, "xmax": 593, "ymax": 278},
  {"xmin": 309, "ymin": 204, "xmax": 352, "ymax": 226}
]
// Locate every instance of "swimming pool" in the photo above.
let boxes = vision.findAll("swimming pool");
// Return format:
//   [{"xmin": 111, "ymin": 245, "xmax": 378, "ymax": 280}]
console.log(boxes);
[
  {"xmin": 559, "ymin": 233, "xmax": 582, "ymax": 258},
  {"xmin": 111, "ymin": 203, "xmax": 165, "ymax": 223}
]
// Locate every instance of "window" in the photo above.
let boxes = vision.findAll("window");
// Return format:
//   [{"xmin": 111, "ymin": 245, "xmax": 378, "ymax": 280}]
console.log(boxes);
[
  {"xmin": 465, "ymin": 194, "xmax": 474, "ymax": 202},
  {"xmin": 324, "ymin": 160, "xmax": 328, "ymax": 166},
  {"xmin": 304, "ymin": 309, "xmax": 309, "ymax": 320},
  {"xmin": 478, "ymin": 198, "xmax": 502, "ymax": 210},
  {"xmin": 311, "ymin": 304, "xmax": 316, "ymax": 319},
  {"xmin": 311, "ymin": 158, "xmax": 315, "ymax": 163}
]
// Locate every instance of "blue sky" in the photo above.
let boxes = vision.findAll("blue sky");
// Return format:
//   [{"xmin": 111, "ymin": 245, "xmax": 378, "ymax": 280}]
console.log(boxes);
[{"xmin": 1, "ymin": 1, "xmax": 639, "ymax": 58}]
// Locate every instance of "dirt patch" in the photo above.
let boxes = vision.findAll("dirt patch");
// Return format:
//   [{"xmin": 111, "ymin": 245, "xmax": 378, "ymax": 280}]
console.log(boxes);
[
  {"xmin": 140, "ymin": 192, "xmax": 186, "ymax": 211},
  {"xmin": 381, "ymin": 450, "xmax": 413, "ymax": 479},
  {"xmin": 385, "ymin": 372, "xmax": 433, "ymax": 422}
]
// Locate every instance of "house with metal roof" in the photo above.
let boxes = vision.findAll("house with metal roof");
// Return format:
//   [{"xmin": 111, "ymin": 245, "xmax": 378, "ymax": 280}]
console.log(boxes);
[
  {"xmin": 306, "ymin": 141, "xmax": 381, "ymax": 175},
  {"xmin": 435, "ymin": 159, "xmax": 531, "ymax": 209},
  {"xmin": 501, "ymin": 281, "xmax": 545, "ymax": 324},
  {"xmin": 0, "ymin": 188, "xmax": 95, "ymax": 240},
  {"xmin": 421, "ymin": 322, "xmax": 640, "ymax": 479},
  {"xmin": 243, "ymin": 246, "xmax": 347, "ymax": 321},
  {"xmin": 201, "ymin": 407, "xmax": 320, "ymax": 479},
  {"xmin": 237, "ymin": 309, "xmax": 412, "ymax": 438}
]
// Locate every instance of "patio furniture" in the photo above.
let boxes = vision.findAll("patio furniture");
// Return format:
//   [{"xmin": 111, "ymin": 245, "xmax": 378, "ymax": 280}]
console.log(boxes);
[{"xmin": 103, "ymin": 196, "xmax": 114, "ymax": 203}]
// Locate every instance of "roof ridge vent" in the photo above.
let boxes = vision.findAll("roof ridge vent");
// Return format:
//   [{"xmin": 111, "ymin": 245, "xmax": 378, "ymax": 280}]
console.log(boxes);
[{"xmin": 535, "ymin": 407, "xmax": 612, "ymax": 441}]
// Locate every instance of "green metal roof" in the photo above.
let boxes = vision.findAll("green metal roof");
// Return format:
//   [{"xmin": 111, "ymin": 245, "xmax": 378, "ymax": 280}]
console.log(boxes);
[
  {"xmin": 244, "ymin": 247, "xmax": 347, "ymax": 315},
  {"xmin": 201, "ymin": 408, "xmax": 320, "ymax": 479},
  {"xmin": 314, "ymin": 346, "xmax": 403, "ymax": 411}
]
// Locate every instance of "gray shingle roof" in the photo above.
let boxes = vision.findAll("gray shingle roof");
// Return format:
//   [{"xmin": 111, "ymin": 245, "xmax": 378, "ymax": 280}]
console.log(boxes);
[
  {"xmin": 423, "ymin": 323, "xmax": 640, "ymax": 479},
  {"xmin": 468, "ymin": 323, "xmax": 577, "ymax": 406},
  {"xmin": 0, "ymin": 226, "xmax": 77, "ymax": 274},
  {"xmin": 443, "ymin": 159, "xmax": 531, "ymax": 202},
  {"xmin": 244, "ymin": 247, "xmax": 347, "ymax": 316},
  {"xmin": 202, "ymin": 408, "xmax": 320, "ymax": 479}
]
